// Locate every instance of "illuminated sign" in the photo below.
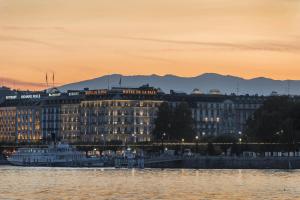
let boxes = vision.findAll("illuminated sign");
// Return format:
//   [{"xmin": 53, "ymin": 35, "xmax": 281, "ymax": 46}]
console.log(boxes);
[
  {"xmin": 5, "ymin": 95, "xmax": 17, "ymax": 100},
  {"xmin": 68, "ymin": 92, "xmax": 80, "ymax": 96},
  {"xmin": 122, "ymin": 89, "xmax": 157, "ymax": 95},
  {"xmin": 85, "ymin": 90, "xmax": 108, "ymax": 96},
  {"xmin": 49, "ymin": 93, "xmax": 61, "ymax": 97},
  {"xmin": 21, "ymin": 94, "xmax": 41, "ymax": 99}
]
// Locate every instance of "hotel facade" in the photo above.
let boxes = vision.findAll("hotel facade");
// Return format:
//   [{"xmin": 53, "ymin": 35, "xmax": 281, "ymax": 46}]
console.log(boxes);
[{"xmin": 0, "ymin": 85, "xmax": 266, "ymax": 144}]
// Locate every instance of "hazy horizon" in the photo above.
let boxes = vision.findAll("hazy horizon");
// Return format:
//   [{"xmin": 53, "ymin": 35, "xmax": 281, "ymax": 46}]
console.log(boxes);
[{"xmin": 1, "ymin": 72, "xmax": 299, "ymax": 92}]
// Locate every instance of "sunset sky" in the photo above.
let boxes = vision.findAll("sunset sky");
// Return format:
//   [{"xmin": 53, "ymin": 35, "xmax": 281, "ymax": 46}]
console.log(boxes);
[{"xmin": 1, "ymin": 0, "xmax": 300, "ymax": 90}]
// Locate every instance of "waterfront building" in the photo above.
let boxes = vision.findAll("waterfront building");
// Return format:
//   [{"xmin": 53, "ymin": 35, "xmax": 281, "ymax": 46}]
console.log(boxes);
[
  {"xmin": 0, "ymin": 93, "xmax": 42, "ymax": 143},
  {"xmin": 60, "ymin": 101, "xmax": 81, "ymax": 143},
  {"xmin": 80, "ymin": 99, "xmax": 162, "ymax": 143},
  {"xmin": 0, "ymin": 84, "xmax": 267, "ymax": 144},
  {"xmin": 233, "ymin": 95, "xmax": 266, "ymax": 135},
  {"xmin": 0, "ymin": 106, "xmax": 16, "ymax": 143},
  {"xmin": 41, "ymin": 97, "xmax": 61, "ymax": 142},
  {"xmin": 16, "ymin": 103, "xmax": 41, "ymax": 143},
  {"xmin": 41, "ymin": 89, "xmax": 84, "ymax": 143},
  {"xmin": 191, "ymin": 97, "xmax": 236, "ymax": 136},
  {"xmin": 165, "ymin": 92, "xmax": 265, "ymax": 136},
  {"xmin": 80, "ymin": 86, "xmax": 163, "ymax": 143},
  {"xmin": 166, "ymin": 93, "xmax": 237, "ymax": 136}
]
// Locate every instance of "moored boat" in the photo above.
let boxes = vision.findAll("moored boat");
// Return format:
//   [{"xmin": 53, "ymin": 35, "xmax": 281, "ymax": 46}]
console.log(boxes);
[{"xmin": 7, "ymin": 143, "xmax": 104, "ymax": 167}]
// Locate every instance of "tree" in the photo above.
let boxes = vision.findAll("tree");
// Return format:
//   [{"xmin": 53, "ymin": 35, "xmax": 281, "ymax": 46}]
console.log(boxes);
[
  {"xmin": 152, "ymin": 102, "xmax": 172, "ymax": 141},
  {"xmin": 245, "ymin": 96, "xmax": 289, "ymax": 142},
  {"xmin": 170, "ymin": 102, "xmax": 195, "ymax": 141},
  {"xmin": 245, "ymin": 96, "xmax": 300, "ymax": 144},
  {"xmin": 153, "ymin": 101, "xmax": 195, "ymax": 142}
]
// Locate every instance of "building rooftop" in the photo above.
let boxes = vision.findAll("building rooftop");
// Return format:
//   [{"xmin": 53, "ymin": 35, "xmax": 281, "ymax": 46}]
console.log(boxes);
[{"xmin": 0, "ymin": 84, "xmax": 284, "ymax": 107}]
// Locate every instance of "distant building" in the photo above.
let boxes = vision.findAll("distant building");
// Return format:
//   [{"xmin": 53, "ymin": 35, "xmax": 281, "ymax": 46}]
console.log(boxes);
[
  {"xmin": 209, "ymin": 89, "xmax": 222, "ymax": 95},
  {"xmin": 191, "ymin": 88, "xmax": 202, "ymax": 95}
]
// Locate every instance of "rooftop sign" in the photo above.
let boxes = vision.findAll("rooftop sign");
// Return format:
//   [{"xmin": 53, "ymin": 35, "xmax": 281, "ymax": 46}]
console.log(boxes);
[
  {"xmin": 5, "ymin": 94, "xmax": 41, "ymax": 100},
  {"xmin": 122, "ymin": 89, "xmax": 157, "ymax": 95},
  {"xmin": 85, "ymin": 90, "xmax": 108, "ymax": 96},
  {"xmin": 21, "ymin": 94, "xmax": 41, "ymax": 99},
  {"xmin": 5, "ymin": 95, "xmax": 17, "ymax": 100},
  {"xmin": 49, "ymin": 93, "xmax": 61, "ymax": 97},
  {"xmin": 68, "ymin": 92, "xmax": 80, "ymax": 96}
]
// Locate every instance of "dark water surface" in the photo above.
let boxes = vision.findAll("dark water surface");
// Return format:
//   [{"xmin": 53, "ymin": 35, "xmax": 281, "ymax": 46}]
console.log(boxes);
[{"xmin": 0, "ymin": 166, "xmax": 299, "ymax": 200}]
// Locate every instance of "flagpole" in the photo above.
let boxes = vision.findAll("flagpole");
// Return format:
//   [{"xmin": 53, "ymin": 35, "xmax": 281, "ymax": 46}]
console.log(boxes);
[
  {"xmin": 46, "ymin": 73, "xmax": 48, "ymax": 88},
  {"xmin": 108, "ymin": 75, "xmax": 110, "ymax": 90},
  {"xmin": 119, "ymin": 76, "xmax": 122, "ymax": 87},
  {"xmin": 52, "ymin": 72, "xmax": 55, "ymax": 88}
]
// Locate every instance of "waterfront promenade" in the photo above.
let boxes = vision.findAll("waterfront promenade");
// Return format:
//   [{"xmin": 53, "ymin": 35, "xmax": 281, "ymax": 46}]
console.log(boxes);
[{"xmin": 2, "ymin": 142, "xmax": 300, "ymax": 169}]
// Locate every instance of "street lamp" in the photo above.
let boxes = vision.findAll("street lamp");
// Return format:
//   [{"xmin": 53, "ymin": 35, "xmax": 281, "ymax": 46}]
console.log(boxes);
[
  {"xmin": 101, "ymin": 134, "xmax": 106, "ymax": 150},
  {"xmin": 195, "ymin": 135, "xmax": 199, "ymax": 153},
  {"xmin": 161, "ymin": 132, "xmax": 166, "ymax": 152},
  {"xmin": 181, "ymin": 138, "xmax": 185, "ymax": 154}
]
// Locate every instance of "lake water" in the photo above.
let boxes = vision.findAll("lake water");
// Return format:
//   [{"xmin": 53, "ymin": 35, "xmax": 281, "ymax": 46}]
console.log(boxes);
[{"xmin": 0, "ymin": 166, "xmax": 300, "ymax": 200}]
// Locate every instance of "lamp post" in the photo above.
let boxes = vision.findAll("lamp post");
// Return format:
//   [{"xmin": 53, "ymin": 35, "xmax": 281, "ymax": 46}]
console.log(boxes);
[
  {"xmin": 101, "ymin": 134, "xmax": 106, "ymax": 150},
  {"xmin": 161, "ymin": 132, "xmax": 166, "ymax": 153},
  {"xmin": 238, "ymin": 138, "xmax": 242, "ymax": 143},
  {"xmin": 201, "ymin": 132, "xmax": 206, "ymax": 144},
  {"xmin": 195, "ymin": 135, "xmax": 199, "ymax": 153},
  {"xmin": 237, "ymin": 131, "xmax": 242, "ymax": 145},
  {"xmin": 181, "ymin": 138, "xmax": 185, "ymax": 154}
]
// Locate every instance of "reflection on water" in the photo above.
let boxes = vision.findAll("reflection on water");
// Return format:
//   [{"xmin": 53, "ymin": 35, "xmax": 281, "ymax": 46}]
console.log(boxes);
[{"xmin": 0, "ymin": 166, "xmax": 299, "ymax": 200}]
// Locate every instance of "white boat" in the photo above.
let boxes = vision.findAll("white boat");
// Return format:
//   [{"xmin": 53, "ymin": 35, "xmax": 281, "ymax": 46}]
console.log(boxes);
[{"xmin": 7, "ymin": 143, "xmax": 104, "ymax": 167}]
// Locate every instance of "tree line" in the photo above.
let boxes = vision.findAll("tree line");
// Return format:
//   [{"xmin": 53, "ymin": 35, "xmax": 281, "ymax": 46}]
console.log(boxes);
[{"xmin": 244, "ymin": 96, "xmax": 300, "ymax": 144}]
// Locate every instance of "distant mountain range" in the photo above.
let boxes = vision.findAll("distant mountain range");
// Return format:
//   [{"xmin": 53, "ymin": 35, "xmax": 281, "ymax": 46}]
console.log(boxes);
[{"xmin": 58, "ymin": 73, "xmax": 299, "ymax": 95}]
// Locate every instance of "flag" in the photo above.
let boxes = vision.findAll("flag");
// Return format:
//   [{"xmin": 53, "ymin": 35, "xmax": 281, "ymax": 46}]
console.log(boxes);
[
  {"xmin": 52, "ymin": 72, "xmax": 55, "ymax": 86},
  {"xmin": 119, "ymin": 77, "xmax": 121, "ymax": 85}
]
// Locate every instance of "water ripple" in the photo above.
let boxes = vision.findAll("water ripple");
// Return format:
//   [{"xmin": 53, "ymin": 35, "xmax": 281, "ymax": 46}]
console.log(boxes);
[{"xmin": 0, "ymin": 166, "xmax": 300, "ymax": 200}]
